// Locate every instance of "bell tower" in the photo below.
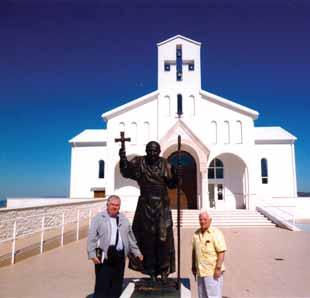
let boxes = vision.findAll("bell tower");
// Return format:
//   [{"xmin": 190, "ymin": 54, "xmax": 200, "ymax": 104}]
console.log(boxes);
[{"xmin": 157, "ymin": 35, "xmax": 202, "ymax": 93}]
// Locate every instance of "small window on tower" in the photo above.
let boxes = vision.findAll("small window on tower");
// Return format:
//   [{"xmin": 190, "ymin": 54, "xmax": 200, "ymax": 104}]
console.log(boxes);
[
  {"xmin": 189, "ymin": 63, "xmax": 194, "ymax": 71},
  {"xmin": 164, "ymin": 63, "xmax": 170, "ymax": 71},
  {"xmin": 176, "ymin": 48, "xmax": 182, "ymax": 57}
]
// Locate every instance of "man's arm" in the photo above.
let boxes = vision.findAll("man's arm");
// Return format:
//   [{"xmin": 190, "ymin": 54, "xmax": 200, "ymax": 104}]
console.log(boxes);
[
  {"xmin": 214, "ymin": 251, "xmax": 225, "ymax": 279},
  {"xmin": 87, "ymin": 216, "xmax": 101, "ymax": 264},
  {"xmin": 191, "ymin": 247, "xmax": 197, "ymax": 278}
]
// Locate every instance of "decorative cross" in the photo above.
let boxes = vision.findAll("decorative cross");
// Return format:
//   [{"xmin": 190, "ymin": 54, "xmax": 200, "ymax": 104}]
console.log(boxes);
[
  {"xmin": 115, "ymin": 131, "xmax": 131, "ymax": 150},
  {"xmin": 164, "ymin": 46, "xmax": 195, "ymax": 81}
]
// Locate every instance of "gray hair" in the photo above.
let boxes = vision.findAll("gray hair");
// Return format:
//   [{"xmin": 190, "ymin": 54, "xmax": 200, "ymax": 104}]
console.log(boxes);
[
  {"xmin": 199, "ymin": 210, "xmax": 211, "ymax": 218},
  {"xmin": 107, "ymin": 195, "xmax": 121, "ymax": 203}
]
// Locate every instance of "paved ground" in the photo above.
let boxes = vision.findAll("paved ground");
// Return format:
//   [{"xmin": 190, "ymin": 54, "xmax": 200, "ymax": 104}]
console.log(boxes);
[{"xmin": 0, "ymin": 227, "xmax": 310, "ymax": 298}]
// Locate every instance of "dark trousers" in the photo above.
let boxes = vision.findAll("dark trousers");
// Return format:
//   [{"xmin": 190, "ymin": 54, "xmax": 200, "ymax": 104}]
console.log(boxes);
[{"xmin": 94, "ymin": 250, "xmax": 125, "ymax": 298}]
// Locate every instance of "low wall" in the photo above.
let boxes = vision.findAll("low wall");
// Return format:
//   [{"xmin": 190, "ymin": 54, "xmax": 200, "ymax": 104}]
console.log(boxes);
[
  {"xmin": 259, "ymin": 197, "xmax": 310, "ymax": 219},
  {"xmin": 0, "ymin": 199, "xmax": 106, "ymax": 241},
  {"xmin": 5, "ymin": 198, "xmax": 96, "ymax": 208}
]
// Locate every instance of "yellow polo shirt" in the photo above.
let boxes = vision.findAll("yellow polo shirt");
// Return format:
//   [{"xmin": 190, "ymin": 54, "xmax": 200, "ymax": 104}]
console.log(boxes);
[{"xmin": 192, "ymin": 226, "xmax": 227, "ymax": 277}]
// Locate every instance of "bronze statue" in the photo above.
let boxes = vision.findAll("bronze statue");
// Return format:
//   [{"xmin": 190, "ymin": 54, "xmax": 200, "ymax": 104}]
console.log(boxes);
[{"xmin": 119, "ymin": 141, "xmax": 177, "ymax": 282}]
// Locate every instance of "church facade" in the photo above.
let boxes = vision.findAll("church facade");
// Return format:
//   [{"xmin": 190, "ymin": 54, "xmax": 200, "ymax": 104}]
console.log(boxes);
[{"xmin": 69, "ymin": 35, "xmax": 297, "ymax": 211}]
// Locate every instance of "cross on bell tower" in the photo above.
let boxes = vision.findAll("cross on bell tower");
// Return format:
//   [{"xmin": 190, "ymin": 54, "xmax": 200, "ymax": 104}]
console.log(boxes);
[
  {"xmin": 164, "ymin": 45, "xmax": 195, "ymax": 81},
  {"xmin": 157, "ymin": 35, "xmax": 201, "ymax": 91}
]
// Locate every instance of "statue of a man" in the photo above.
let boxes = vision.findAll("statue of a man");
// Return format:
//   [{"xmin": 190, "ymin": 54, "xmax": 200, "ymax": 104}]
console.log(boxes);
[{"xmin": 119, "ymin": 141, "xmax": 177, "ymax": 282}]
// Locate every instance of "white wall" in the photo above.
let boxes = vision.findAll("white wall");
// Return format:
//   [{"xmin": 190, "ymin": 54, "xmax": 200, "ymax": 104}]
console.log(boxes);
[
  {"xmin": 70, "ymin": 145, "xmax": 107, "ymax": 198},
  {"xmin": 255, "ymin": 143, "xmax": 297, "ymax": 199}
]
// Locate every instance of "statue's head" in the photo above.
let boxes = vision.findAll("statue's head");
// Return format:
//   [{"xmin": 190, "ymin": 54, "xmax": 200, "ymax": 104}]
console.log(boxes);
[{"xmin": 145, "ymin": 141, "xmax": 161, "ymax": 164}]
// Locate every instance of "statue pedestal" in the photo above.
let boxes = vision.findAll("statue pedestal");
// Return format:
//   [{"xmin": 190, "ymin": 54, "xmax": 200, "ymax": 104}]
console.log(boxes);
[{"xmin": 121, "ymin": 278, "xmax": 191, "ymax": 298}]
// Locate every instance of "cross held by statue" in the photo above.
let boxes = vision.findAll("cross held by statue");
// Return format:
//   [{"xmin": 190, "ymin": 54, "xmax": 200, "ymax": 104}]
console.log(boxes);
[{"xmin": 115, "ymin": 131, "xmax": 131, "ymax": 150}]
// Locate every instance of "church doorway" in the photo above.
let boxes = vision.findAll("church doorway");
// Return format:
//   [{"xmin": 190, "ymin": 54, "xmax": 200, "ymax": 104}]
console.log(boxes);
[
  {"xmin": 208, "ymin": 183, "xmax": 225, "ymax": 209},
  {"xmin": 168, "ymin": 151, "xmax": 197, "ymax": 209},
  {"xmin": 207, "ymin": 154, "xmax": 247, "ymax": 209}
]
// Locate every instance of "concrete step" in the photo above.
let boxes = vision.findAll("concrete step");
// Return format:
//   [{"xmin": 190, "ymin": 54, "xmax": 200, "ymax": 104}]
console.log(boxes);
[{"xmin": 123, "ymin": 209, "xmax": 276, "ymax": 228}]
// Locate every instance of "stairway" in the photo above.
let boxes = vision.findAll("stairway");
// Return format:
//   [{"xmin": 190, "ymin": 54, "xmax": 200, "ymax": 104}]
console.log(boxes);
[{"xmin": 123, "ymin": 209, "xmax": 276, "ymax": 228}]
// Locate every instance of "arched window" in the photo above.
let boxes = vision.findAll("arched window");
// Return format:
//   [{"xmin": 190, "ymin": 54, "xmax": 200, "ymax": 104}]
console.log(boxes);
[
  {"xmin": 208, "ymin": 158, "xmax": 224, "ymax": 179},
  {"xmin": 130, "ymin": 122, "xmax": 137, "ymax": 144},
  {"xmin": 261, "ymin": 158, "xmax": 268, "ymax": 184},
  {"xmin": 177, "ymin": 94, "xmax": 183, "ymax": 116},
  {"xmin": 143, "ymin": 121, "xmax": 150, "ymax": 144},
  {"xmin": 224, "ymin": 121, "xmax": 230, "ymax": 144},
  {"xmin": 184, "ymin": 95, "xmax": 195, "ymax": 116},
  {"xmin": 236, "ymin": 120, "xmax": 243, "ymax": 144},
  {"xmin": 211, "ymin": 121, "xmax": 217, "ymax": 144},
  {"xmin": 98, "ymin": 160, "xmax": 105, "ymax": 179}
]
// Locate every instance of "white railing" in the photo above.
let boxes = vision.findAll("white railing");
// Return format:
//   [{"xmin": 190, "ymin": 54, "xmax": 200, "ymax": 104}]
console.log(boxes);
[{"xmin": 0, "ymin": 205, "xmax": 104, "ymax": 265}]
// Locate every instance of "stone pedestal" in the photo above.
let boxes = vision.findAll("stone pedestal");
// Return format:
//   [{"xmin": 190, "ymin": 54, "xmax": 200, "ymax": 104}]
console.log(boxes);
[{"xmin": 121, "ymin": 278, "xmax": 191, "ymax": 298}]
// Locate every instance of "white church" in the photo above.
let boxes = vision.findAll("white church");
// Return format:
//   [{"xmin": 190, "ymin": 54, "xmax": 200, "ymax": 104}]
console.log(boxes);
[{"xmin": 69, "ymin": 35, "xmax": 297, "ymax": 211}]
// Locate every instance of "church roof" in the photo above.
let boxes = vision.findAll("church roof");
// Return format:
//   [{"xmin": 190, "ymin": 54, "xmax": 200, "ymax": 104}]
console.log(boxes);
[
  {"xmin": 254, "ymin": 127, "xmax": 297, "ymax": 144},
  {"xmin": 69, "ymin": 129, "xmax": 107, "ymax": 145},
  {"xmin": 102, "ymin": 90, "xmax": 159, "ymax": 121},
  {"xmin": 157, "ymin": 35, "xmax": 201, "ymax": 47},
  {"xmin": 101, "ymin": 88, "xmax": 259, "ymax": 122},
  {"xmin": 200, "ymin": 90, "xmax": 259, "ymax": 119}
]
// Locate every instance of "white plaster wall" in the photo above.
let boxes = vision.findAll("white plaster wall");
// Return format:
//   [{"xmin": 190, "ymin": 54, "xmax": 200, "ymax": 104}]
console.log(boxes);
[
  {"xmin": 70, "ymin": 145, "xmax": 107, "ymax": 198},
  {"xmin": 157, "ymin": 92, "xmax": 255, "ymax": 147},
  {"xmin": 255, "ymin": 143, "xmax": 297, "ymax": 199}
]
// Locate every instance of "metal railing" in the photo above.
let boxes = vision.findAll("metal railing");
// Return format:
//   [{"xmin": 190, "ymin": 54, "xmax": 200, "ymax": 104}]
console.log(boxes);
[{"xmin": 0, "ymin": 204, "xmax": 104, "ymax": 265}]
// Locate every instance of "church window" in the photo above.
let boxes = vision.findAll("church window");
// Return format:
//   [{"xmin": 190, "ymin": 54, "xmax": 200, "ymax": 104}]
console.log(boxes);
[
  {"xmin": 211, "ymin": 121, "xmax": 217, "ymax": 144},
  {"xmin": 261, "ymin": 158, "xmax": 268, "ymax": 184},
  {"xmin": 143, "ymin": 121, "xmax": 150, "ymax": 144},
  {"xmin": 224, "ymin": 121, "xmax": 230, "ymax": 144},
  {"xmin": 163, "ymin": 95, "xmax": 171, "ymax": 116},
  {"xmin": 189, "ymin": 63, "xmax": 195, "ymax": 71},
  {"xmin": 187, "ymin": 95, "xmax": 195, "ymax": 116},
  {"xmin": 164, "ymin": 63, "xmax": 170, "ymax": 71},
  {"xmin": 130, "ymin": 122, "xmax": 137, "ymax": 144},
  {"xmin": 236, "ymin": 121, "xmax": 243, "ymax": 144},
  {"xmin": 177, "ymin": 94, "xmax": 183, "ymax": 116},
  {"xmin": 98, "ymin": 160, "xmax": 105, "ymax": 179},
  {"xmin": 208, "ymin": 158, "xmax": 224, "ymax": 179}
]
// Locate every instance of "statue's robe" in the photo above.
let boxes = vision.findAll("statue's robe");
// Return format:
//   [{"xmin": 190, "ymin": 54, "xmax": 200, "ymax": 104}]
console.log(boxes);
[{"xmin": 120, "ymin": 156, "xmax": 177, "ymax": 276}]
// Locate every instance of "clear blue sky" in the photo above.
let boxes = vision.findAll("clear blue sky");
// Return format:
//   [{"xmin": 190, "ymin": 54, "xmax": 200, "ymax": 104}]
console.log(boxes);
[{"xmin": 0, "ymin": 1, "xmax": 309, "ymax": 199}]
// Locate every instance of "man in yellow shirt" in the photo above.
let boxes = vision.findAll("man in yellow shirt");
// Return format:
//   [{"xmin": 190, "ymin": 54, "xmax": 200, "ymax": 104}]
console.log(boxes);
[{"xmin": 192, "ymin": 211, "xmax": 227, "ymax": 298}]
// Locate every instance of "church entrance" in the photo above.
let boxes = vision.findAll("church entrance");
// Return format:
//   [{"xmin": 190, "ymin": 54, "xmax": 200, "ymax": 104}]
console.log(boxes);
[
  {"xmin": 168, "ymin": 151, "xmax": 197, "ymax": 209},
  {"xmin": 208, "ymin": 183, "xmax": 225, "ymax": 209}
]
